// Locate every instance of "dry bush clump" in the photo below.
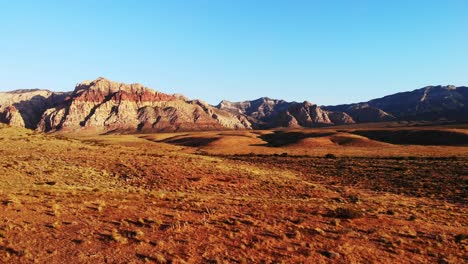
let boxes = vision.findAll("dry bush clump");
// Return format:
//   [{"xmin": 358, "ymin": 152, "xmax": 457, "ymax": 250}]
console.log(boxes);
[{"xmin": 326, "ymin": 207, "xmax": 364, "ymax": 219}]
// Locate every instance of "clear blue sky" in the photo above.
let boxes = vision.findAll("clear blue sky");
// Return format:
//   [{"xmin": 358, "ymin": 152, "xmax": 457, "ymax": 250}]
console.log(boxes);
[{"xmin": 1, "ymin": 0, "xmax": 467, "ymax": 105}]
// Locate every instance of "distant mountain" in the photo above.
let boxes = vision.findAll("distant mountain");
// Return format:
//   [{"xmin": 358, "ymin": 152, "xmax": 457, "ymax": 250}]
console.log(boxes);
[
  {"xmin": 217, "ymin": 98, "xmax": 354, "ymax": 129},
  {"xmin": 324, "ymin": 85, "xmax": 468, "ymax": 122},
  {"xmin": 217, "ymin": 97, "xmax": 290, "ymax": 128},
  {"xmin": 0, "ymin": 81, "xmax": 466, "ymax": 132},
  {"xmin": 218, "ymin": 85, "xmax": 468, "ymax": 128}
]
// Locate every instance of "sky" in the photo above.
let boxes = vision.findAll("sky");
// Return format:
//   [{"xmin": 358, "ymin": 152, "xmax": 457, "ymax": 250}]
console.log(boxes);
[{"xmin": 0, "ymin": 0, "xmax": 467, "ymax": 105}]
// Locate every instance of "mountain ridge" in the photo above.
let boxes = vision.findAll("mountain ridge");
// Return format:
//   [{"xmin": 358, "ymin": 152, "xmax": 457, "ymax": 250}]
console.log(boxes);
[
  {"xmin": 0, "ymin": 78, "xmax": 466, "ymax": 133},
  {"xmin": 323, "ymin": 85, "xmax": 468, "ymax": 122}
]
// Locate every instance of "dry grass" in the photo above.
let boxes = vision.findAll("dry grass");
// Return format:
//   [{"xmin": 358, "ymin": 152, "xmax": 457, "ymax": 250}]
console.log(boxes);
[{"xmin": 0, "ymin": 124, "xmax": 466, "ymax": 263}]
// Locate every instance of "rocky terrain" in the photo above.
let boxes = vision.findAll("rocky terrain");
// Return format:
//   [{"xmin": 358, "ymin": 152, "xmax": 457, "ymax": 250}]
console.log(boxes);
[
  {"xmin": 39, "ymin": 78, "xmax": 251, "ymax": 133},
  {"xmin": 0, "ymin": 89, "xmax": 69, "ymax": 129},
  {"xmin": 0, "ymin": 78, "xmax": 250, "ymax": 133},
  {"xmin": 0, "ymin": 80, "xmax": 467, "ymax": 132},
  {"xmin": 220, "ymin": 85, "xmax": 468, "ymax": 128},
  {"xmin": 217, "ymin": 98, "xmax": 355, "ymax": 129}
]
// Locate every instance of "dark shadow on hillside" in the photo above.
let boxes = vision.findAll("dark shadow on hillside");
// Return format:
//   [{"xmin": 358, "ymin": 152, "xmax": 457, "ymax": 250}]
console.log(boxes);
[
  {"xmin": 11, "ymin": 93, "xmax": 70, "ymax": 130},
  {"xmin": 12, "ymin": 94, "xmax": 50, "ymax": 129},
  {"xmin": 258, "ymin": 131, "xmax": 336, "ymax": 147},
  {"xmin": 352, "ymin": 130, "xmax": 468, "ymax": 146},
  {"xmin": 162, "ymin": 137, "xmax": 219, "ymax": 147},
  {"xmin": 80, "ymin": 92, "xmax": 118, "ymax": 127}
]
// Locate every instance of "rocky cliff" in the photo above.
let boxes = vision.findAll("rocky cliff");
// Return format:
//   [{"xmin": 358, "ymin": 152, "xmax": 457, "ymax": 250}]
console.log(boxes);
[
  {"xmin": 1, "ymin": 81, "xmax": 466, "ymax": 132},
  {"xmin": 0, "ymin": 89, "xmax": 70, "ymax": 128},
  {"xmin": 37, "ymin": 78, "xmax": 250, "ymax": 132}
]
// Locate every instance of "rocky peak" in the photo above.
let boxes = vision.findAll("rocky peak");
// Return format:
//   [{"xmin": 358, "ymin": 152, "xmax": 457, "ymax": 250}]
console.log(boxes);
[
  {"xmin": 2, "ymin": 80, "xmax": 466, "ymax": 132},
  {"xmin": 217, "ymin": 97, "xmax": 356, "ymax": 129},
  {"xmin": 8, "ymin": 89, "xmax": 46, "ymax": 94},
  {"xmin": 71, "ymin": 77, "xmax": 179, "ymax": 103},
  {"xmin": 36, "ymin": 78, "xmax": 250, "ymax": 132},
  {"xmin": 252, "ymin": 97, "xmax": 286, "ymax": 105}
]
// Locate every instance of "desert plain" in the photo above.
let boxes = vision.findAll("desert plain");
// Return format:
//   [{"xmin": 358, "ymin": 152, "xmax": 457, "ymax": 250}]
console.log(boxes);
[{"xmin": 0, "ymin": 123, "xmax": 467, "ymax": 263}]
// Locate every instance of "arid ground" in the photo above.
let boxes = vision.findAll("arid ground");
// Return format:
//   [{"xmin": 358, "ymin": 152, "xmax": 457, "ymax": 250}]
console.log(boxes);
[{"xmin": 0, "ymin": 124, "xmax": 467, "ymax": 263}]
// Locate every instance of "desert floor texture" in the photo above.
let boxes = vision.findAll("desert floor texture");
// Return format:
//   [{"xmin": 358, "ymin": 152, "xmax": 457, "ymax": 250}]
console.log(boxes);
[{"xmin": 0, "ymin": 124, "xmax": 467, "ymax": 263}]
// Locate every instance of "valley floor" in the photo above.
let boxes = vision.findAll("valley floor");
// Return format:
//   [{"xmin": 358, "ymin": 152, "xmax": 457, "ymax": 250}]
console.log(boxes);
[{"xmin": 0, "ymin": 125, "xmax": 466, "ymax": 263}]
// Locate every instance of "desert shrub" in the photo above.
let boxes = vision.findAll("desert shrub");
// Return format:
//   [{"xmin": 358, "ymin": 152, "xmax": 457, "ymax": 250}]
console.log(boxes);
[
  {"xmin": 386, "ymin": 209, "xmax": 396, "ymax": 215},
  {"xmin": 455, "ymin": 234, "xmax": 466, "ymax": 243},
  {"xmin": 347, "ymin": 195, "xmax": 360, "ymax": 204},
  {"xmin": 327, "ymin": 207, "xmax": 363, "ymax": 219}
]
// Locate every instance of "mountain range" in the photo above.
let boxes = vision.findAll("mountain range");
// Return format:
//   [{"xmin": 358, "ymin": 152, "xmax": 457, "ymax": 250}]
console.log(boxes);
[{"xmin": 0, "ymin": 77, "xmax": 466, "ymax": 133}]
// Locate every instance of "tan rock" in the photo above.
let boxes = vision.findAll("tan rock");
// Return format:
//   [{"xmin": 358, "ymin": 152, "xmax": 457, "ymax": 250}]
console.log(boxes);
[
  {"xmin": 37, "ymin": 77, "xmax": 250, "ymax": 133},
  {"xmin": 0, "ymin": 89, "xmax": 69, "ymax": 128}
]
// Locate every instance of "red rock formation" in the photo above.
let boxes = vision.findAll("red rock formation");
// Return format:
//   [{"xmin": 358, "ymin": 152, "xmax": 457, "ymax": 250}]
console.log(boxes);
[
  {"xmin": 0, "ymin": 89, "xmax": 69, "ymax": 128},
  {"xmin": 37, "ymin": 78, "xmax": 250, "ymax": 132}
]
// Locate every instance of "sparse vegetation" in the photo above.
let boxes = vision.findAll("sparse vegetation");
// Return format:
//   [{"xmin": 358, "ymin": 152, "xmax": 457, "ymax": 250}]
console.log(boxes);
[{"xmin": 0, "ymin": 125, "xmax": 466, "ymax": 263}]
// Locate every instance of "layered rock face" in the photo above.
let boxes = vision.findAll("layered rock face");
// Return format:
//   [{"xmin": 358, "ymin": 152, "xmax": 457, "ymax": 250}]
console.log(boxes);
[
  {"xmin": 0, "ymin": 89, "xmax": 70, "ymax": 128},
  {"xmin": 217, "ymin": 97, "xmax": 291, "ymax": 128},
  {"xmin": 273, "ymin": 101, "xmax": 355, "ymax": 128},
  {"xmin": 1, "ymin": 81, "xmax": 466, "ymax": 132},
  {"xmin": 218, "ymin": 98, "xmax": 355, "ymax": 128},
  {"xmin": 37, "ymin": 78, "xmax": 250, "ymax": 132},
  {"xmin": 0, "ymin": 105, "xmax": 25, "ymax": 127}
]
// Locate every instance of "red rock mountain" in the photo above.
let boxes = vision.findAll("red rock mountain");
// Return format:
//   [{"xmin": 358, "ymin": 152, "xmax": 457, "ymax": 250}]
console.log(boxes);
[
  {"xmin": 1, "ymin": 80, "xmax": 467, "ymax": 132},
  {"xmin": 37, "ymin": 78, "xmax": 250, "ymax": 132}
]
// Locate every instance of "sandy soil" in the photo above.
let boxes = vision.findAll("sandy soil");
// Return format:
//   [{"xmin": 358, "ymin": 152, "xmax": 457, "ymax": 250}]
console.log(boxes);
[{"xmin": 0, "ymin": 125, "xmax": 466, "ymax": 263}]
